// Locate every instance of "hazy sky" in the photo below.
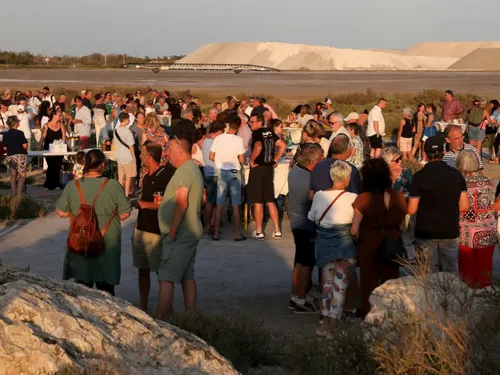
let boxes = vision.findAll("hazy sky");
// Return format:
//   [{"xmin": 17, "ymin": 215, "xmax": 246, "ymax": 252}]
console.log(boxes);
[{"xmin": 4, "ymin": 0, "xmax": 499, "ymax": 57}]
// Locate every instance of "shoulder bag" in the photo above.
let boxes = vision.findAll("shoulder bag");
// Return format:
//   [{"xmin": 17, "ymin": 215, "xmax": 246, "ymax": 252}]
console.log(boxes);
[
  {"xmin": 374, "ymin": 192, "xmax": 407, "ymax": 265},
  {"xmin": 317, "ymin": 191, "xmax": 346, "ymax": 226},
  {"xmin": 114, "ymin": 128, "xmax": 130, "ymax": 148}
]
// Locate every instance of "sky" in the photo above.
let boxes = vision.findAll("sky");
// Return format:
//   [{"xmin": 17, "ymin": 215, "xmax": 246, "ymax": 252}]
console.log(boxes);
[{"xmin": 4, "ymin": 0, "xmax": 499, "ymax": 57}]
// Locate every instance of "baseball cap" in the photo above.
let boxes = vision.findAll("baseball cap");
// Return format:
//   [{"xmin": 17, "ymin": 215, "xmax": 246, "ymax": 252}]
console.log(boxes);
[
  {"xmin": 344, "ymin": 112, "xmax": 360, "ymax": 122},
  {"xmin": 16, "ymin": 105, "xmax": 25, "ymax": 112},
  {"xmin": 424, "ymin": 136, "xmax": 444, "ymax": 154},
  {"xmin": 324, "ymin": 98, "xmax": 332, "ymax": 105}
]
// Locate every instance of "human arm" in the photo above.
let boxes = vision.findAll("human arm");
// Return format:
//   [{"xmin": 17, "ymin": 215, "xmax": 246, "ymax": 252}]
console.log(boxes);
[
  {"xmin": 168, "ymin": 186, "xmax": 189, "ymax": 241},
  {"xmin": 249, "ymin": 141, "xmax": 262, "ymax": 168},
  {"xmin": 238, "ymin": 153, "xmax": 245, "ymax": 164},
  {"xmin": 22, "ymin": 142, "xmax": 28, "ymax": 150},
  {"xmin": 39, "ymin": 125, "xmax": 48, "ymax": 147},
  {"xmin": 274, "ymin": 138, "xmax": 287, "ymax": 165},
  {"xmin": 459, "ymin": 191, "xmax": 470, "ymax": 213},
  {"xmin": 350, "ymin": 208, "xmax": 363, "ymax": 242},
  {"xmin": 492, "ymin": 196, "xmax": 500, "ymax": 212},
  {"xmin": 209, "ymin": 151, "xmax": 215, "ymax": 161},
  {"xmin": 397, "ymin": 119, "xmax": 404, "ymax": 146},
  {"xmin": 373, "ymin": 121, "xmax": 380, "ymax": 136},
  {"xmin": 138, "ymin": 201, "xmax": 160, "ymax": 210},
  {"xmin": 407, "ymin": 198, "xmax": 419, "ymax": 215},
  {"xmin": 263, "ymin": 103, "xmax": 278, "ymax": 119}
]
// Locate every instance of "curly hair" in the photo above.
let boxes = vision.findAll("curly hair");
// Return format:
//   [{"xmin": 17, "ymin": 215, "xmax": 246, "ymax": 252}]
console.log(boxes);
[{"xmin": 360, "ymin": 158, "xmax": 392, "ymax": 193}]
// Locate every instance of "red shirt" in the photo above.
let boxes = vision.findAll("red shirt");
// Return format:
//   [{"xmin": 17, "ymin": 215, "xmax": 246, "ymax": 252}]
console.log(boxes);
[{"xmin": 442, "ymin": 98, "xmax": 463, "ymax": 122}]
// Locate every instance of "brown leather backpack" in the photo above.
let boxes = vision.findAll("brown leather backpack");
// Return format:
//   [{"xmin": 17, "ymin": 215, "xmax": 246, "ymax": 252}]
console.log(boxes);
[{"xmin": 67, "ymin": 179, "xmax": 116, "ymax": 257}]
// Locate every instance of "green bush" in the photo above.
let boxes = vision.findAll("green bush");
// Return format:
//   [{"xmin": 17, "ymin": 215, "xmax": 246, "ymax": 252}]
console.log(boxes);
[{"xmin": 0, "ymin": 195, "xmax": 45, "ymax": 220}]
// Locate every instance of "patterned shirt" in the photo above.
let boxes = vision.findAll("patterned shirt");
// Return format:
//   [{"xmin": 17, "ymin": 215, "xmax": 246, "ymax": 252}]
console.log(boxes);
[
  {"xmin": 392, "ymin": 167, "xmax": 412, "ymax": 195},
  {"xmin": 443, "ymin": 143, "xmax": 483, "ymax": 170},
  {"xmin": 347, "ymin": 135, "xmax": 364, "ymax": 169},
  {"xmin": 460, "ymin": 172, "xmax": 497, "ymax": 249},
  {"xmin": 442, "ymin": 98, "xmax": 463, "ymax": 122}
]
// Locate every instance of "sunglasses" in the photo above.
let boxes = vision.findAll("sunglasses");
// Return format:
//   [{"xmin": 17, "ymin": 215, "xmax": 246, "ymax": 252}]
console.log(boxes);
[
  {"xmin": 392, "ymin": 156, "xmax": 402, "ymax": 163},
  {"xmin": 172, "ymin": 135, "xmax": 182, "ymax": 147}
]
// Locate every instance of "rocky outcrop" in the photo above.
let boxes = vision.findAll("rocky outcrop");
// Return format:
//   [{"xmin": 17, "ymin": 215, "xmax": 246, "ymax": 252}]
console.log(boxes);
[{"xmin": 0, "ymin": 270, "xmax": 239, "ymax": 375}]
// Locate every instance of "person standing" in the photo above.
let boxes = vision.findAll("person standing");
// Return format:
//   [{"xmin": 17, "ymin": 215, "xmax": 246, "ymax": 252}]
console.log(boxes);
[
  {"xmin": 2, "ymin": 116, "xmax": 28, "ymax": 196},
  {"xmin": 83, "ymin": 90, "xmax": 93, "ymax": 111},
  {"xmin": 443, "ymin": 125, "xmax": 483, "ymax": 169},
  {"xmin": 0, "ymin": 100, "xmax": 13, "ymax": 130},
  {"xmin": 287, "ymin": 144, "xmax": 323, "ymax": 314},
  {"xmin": 42, "ymin": 87, "xmax": 56, "ymax": 106},
  {"xmin": 156, "ymin": 135, "xmax": 204, "ymax": 319},
  {"xmin": 366, "ymin": 98, "xmax": 388, "ymax": 158},
  {"xmin": 56, "ymin": 149, "xmax": 131, "ymax": 296},
  {"xmin": 26, "ymin": 90, "xmax": 41, "ymax": 114},
  {"xmin": 442, "ymin": 90, "xmax": 463, "ymax": 123},
  {"xmin": 93, "ymin": 93, "xmax": 109, "ymax": 144},
  {"xmin": 397, "ymin": 107, "xmax": 415, "ymax": 161},
  {"xmin": 40, "ymin": 111, "xmax": 66, "ymax": 190},
  {"xmin": 16, "ymin": 103, "xmax": 33, "ymax": 145},
  {"xmin": 467, "ymin": 98, "xmax": 492, "ymax": 158},
  {"xmin": 237, "ymin": 113, "xmax": 252, "ymax": 160},
  {"xmin": 408, "ymin": 136, "xmax": 470, "ymax": 273},
  {"xmin": 247, "ymin": 113, "xmax": 287, "ymax": 240},
  {"xmin": 412, "ymin": 104, "xmax": 426, "ymax": 159},
  {"xmin": 71, "ymin": 96, "xmax": 92, "ymax": 149},
  {"xmin": 133, "ymin": 142, "xmax": 176, "ymax": 312},
  {"xmin": 209, "ymin": 116, "xmax": 246, "ymax": 241},
  {"xmin": 114, "ymin": 112, "xmax": 136, "ymax": 198}
]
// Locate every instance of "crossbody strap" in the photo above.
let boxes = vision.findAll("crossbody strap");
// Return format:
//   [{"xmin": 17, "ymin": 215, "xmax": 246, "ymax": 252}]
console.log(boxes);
[
  {"xmin": 114, "ymin": 129, "xmax": 130, "ymax": 148},
  {"xmin": 318, "ymin": 190, "xmax": 346, "ymax": 225}
]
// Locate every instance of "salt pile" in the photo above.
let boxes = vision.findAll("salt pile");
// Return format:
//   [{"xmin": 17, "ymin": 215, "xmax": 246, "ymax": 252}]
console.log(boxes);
[
  {"xmin": 179, "ymin": 42, "xmax": 457, "ymax": 71},
  {"xmin": 448, "ymin": 48, "xmax": 500, "ymax": 70},
  {"xmin": 407, "ymin": 41, "xmax": 500, "ymax": 59}
]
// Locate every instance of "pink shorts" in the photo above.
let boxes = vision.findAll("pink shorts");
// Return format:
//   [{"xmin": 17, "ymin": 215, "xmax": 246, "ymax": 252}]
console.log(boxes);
[{"xmin": 399, "ymin": 137, "xmax": 412, "ymax": 152}]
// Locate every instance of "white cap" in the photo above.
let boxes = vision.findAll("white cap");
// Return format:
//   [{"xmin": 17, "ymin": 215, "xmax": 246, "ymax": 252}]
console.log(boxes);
[
  {"xmin": 324, "ymin": 98, "xmax": 332, "ymax": 105},
  {"xmin": 16, "ymin": 105, "xmax": 25, "ymax": 112},
  {"xmin": 344, "ymin": 112, "xmax": 359, "ymax": 122}
]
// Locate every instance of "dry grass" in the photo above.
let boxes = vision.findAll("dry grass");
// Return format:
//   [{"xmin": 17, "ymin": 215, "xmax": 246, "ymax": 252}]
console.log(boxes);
[{"xmin": 0, "ymin": 194, "xmax": 46, "ymax": 221}]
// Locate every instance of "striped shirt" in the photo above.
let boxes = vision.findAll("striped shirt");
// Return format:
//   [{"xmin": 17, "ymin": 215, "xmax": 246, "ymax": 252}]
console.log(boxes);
[{"xmin": 443, "ymin": 143, "xmax": 483, "ymax": 169}]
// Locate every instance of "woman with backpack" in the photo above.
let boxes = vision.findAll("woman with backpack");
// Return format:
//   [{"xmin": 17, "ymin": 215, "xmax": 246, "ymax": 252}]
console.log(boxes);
[
  {"xmin": 56, "ymin": 149, "xmax": 132, "ymax": 295},
  {"xmin": 468, "ymin": 98, "xmax": 492, "ymax": 158}
]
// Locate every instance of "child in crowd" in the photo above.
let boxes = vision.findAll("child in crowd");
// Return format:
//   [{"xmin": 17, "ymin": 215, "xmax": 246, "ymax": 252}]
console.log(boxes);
[
  {"xmin": 72, "ymin": 151, "xmax": 86, "ymax": 180},
  {"xmin": 113, "ymin": 112, "xmax": 136, "ymax": 197}
]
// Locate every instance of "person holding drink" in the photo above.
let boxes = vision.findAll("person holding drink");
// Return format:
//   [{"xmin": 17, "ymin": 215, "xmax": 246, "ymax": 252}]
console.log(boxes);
[{"xmin": 132, "ymin": 141, "xmax": 176, "ymax": 313}]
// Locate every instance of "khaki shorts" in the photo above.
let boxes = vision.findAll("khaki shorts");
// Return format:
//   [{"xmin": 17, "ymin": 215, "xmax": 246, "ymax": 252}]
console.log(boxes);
[
  {"xmin": 132, "ymin": 228, "xmax": 163, "ymax": 271},
  {"xmin": 157, "ymin": 237, "xmax": 199, "ymax": 283},
  {"xmin": 118, "ymin": 162, "xmax": 137, "ymax": 179}
]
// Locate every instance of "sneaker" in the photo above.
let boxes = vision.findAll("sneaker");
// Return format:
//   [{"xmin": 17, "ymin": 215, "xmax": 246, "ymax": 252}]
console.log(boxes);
[
  {"xmin": 288, "ymin": 299, "xmax": 299, "ymax": 311},
  {"xmin": 344, "ymin": 310, "xmax": 362, "ymax": 323},
  {"xmin": 252, "ymin": 231, "xmax": 265, "ymax": 240},
  {"xmin": 272, "ymin": 231, "xmax": 282, "ymax": 239},
  {"xmin": 293, "ymin": 301, "xmax": 319, "ymax": 315},
  {"xmin": 319, "ymin": 315, "xmax": 325, "ymax": 325}
]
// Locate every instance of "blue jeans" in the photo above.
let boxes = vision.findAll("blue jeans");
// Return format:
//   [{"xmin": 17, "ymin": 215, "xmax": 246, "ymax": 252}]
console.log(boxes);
[
  {"xmin": 415, "ymin": 237, "xmax": 459, "ymax": 273},
  {"xmin": 216, "ymin": 169, "xmax": 242, "ymax": 205}
]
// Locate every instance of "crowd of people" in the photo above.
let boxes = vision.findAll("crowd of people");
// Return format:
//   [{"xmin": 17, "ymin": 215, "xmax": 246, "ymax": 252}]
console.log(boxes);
[{"xmin": 2, "ymin": 86, "xmax": 500, "ymax": 337}]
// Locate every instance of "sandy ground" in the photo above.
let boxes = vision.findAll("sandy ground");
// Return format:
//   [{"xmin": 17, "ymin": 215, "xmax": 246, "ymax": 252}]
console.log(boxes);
[{"xmin": 2, "ymin": 69, "xmax": 500, "ymax": 98}]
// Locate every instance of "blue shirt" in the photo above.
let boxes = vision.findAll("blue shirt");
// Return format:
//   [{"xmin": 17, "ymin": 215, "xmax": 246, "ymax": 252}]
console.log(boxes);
[{"xmin": 309, "ymin": 158, "xmax": 362, "ymax": 195}]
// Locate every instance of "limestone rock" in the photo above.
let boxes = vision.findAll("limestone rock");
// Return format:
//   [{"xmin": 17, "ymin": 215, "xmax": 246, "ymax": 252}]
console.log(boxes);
[
  {"xmin": 365, "ymin": 272, "xmax": 492, "ymax": 327},
  {"xmin": 0, "ymin": 270, "xmax": 239, "ymax": 375}
]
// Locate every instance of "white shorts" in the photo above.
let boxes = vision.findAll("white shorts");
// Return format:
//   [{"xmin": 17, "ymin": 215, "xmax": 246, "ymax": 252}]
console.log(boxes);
[{"xmin": 399, "ymin": 137, "xmax": 412, "ymax": 152}]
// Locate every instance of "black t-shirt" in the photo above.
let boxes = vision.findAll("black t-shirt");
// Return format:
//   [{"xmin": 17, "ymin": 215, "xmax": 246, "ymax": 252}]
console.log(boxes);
[
  {"xmin": 409, "ymin": 161, "xmax": 467, "ymax": 239},
  {"xmin": 3, "ymin": 128, "xmax": 28, "ymax": 155},
  {"xmin": 169, "ymin": 103, "xmax": 181, "ymax": 120},
  {"xmin": 309, "ymin": 157, "xmax": 362, "ymax": 194},
  {"xmin": 251, "ymin": 128, "xmax": 279, "ymax": 166},
  {"xmin": 83, "ymin": 98, "xmax": 92, "ymax": 111},
  {"xmin": 56, "ymin": 101, "xmax": 66, "ymax": 113},
  {"xmin": 137, "ymin": 163, "xmax": 176, "ymax": 235},
  {"xmin": 251, "ymin": 105, "xmax": 267, "ymax": 117},
  {"xmin": 94, "ymin": 103, "xmax": 109, "ymax": 115}
]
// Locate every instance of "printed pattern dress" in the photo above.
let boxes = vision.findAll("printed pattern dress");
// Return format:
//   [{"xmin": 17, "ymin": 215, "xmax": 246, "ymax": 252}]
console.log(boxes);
[{"xmin": 140, "ymin": 126, "xmax": 169, "ymax": 186}]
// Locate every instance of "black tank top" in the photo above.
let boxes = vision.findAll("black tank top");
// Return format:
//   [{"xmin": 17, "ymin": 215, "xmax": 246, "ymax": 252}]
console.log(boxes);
[
  {"xmin": 402, "ymin": 119, "xmax": 414, "ymax": 138},
  {"xmin": 44, "ymin": 126, "xmax": 63, "ymax": 150}
]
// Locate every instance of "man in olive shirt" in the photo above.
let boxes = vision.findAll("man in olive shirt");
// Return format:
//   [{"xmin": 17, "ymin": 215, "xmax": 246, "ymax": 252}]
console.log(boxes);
[{"xmin": 156, "ymin": 135, "xmax": 204, "ymax": 319}]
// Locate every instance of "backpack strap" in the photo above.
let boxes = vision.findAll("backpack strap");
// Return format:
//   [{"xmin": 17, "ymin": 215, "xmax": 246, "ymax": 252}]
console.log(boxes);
[
  {"xmin": 90, "ymin": 178, "xmax": 110, "ymax": 207},
  {"xmin": 101, "ymin": 209, "xmax": 118, "ymax": 237},
  {"xmin": 75, "ymin": 180, "xmax": 87, "ymax": 205}
]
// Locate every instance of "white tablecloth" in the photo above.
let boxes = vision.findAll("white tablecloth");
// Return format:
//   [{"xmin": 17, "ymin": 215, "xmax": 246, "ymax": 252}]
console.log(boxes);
[
  {"xmin": 28, "ymin": 149, "xmax": 115, "ymax": 160},
  {"xmin": 434, "ymin": 122, "xmax": 467, "ymax": 133},
  {"xmin": 243, "ymin": 159, "xmax": 290, "ymax": 198}
]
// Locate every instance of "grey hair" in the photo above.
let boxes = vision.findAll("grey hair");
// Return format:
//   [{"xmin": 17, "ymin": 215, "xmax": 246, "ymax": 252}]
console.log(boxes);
[
  {"xmin": 297, "ymin": 144, "xmax": 323, "ymax": 167},
  {"xmin": 329, "ymin": 133, "xmax": 350, "ymax": 156},
  {"xmin": 381, "ymin": 147, "xmax": 402, "ymax": 164},
  {"xmin": 456, "ymin": 150, "xmax": 480, "ymax": 174},
  {"xmin": 403, "ymin": 107, "xmax": 412, "ymax": 116},
  {"xmin": 480, "ymin": 97, "xmax": 488, "ymax": 105},
  {"xmin": 181, "ymin": 108, "xmax": 193, "ymax": 119},
  {"xmin": 329, "ymin": 160, "xmax": 352, "ymax": 184},
  {"xmin": 238, "ymin": 113, "xmax": 248, "ymax": 124},
  {"xmin": 329, "ymin": 112, "xmax": 344, "ymax": 126}
]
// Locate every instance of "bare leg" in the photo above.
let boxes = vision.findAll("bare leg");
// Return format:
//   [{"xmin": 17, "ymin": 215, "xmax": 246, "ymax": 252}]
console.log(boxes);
[
  {"xmin": 266, "ymin": 202, "xmax": 280, "ymax": 233},
  {"xmin": 254, "ymin": 203, "xmax": 264, "ymax": 233},
  {"xmin": 118, "ymin": 168, "xmax": 125, "ymax": 189},
  {"xmin": 477, "ymin": 141, "xmax": 483, "ymax": 159},
  {"xmin": 138, "ymin": 268, "xmax": 151, "ymax": 313},
  {"xmin": 297, "ymin": 265, "xmax": 313, "ymax": 299},
  {"xmin": 291, "ymin": 265, "xmax": 300, "ymax": 296},
  {"xmin": 213, "ymin": 204, "xmax": 223, "ymax": 238},
  {"xmin": 181, "ymin": 279, "xmax": 197, "ymax": 312},
  {"xmin": 374, "ymin": 148, "xmax": 382, "ymax": 158},
  {"xmin": 9, "ymin": 169, "xmax": 17, "ymax": 196},
  {"xmin": 124, "ymin": 177, "xmax": 132, "ymax": 197},
  {"xmin": 232, "ymin": 204, "xmax": 241, "ymax": 238},
  {"xmin": 156, "ymin": 281, "xmax": 175, "ymax": 320},
  {"xmin": 204, "ymin": 202, "xmax": 215, "ymax": 232},
  {"xmin": 17, "ymin": 172, "xmax": 26, "ymax": 196},
  {"xmin": 369, "ymin": 148, "xmax": 375, "ymax": 159}
]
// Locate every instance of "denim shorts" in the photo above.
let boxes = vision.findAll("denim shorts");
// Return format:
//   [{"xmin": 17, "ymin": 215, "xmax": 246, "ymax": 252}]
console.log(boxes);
[
  {"xmin": 216, "ymin": 169, "xmax": 242, "ymax": 205},
  {"xmin": 204, "ymin": 175, "xmax": 218, "ymax": 204},
  {"xmin": 468, "ymin": 125, "xmax": 486, "ymax": 142}
]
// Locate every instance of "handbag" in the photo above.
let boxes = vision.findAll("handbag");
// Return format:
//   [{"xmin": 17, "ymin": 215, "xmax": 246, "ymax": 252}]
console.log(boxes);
[
  {"xmin": 317, "ymin": 191, "xmax": 346, "ymax": 226},
  {"xmin": 374, "ymin": 192, "xmax": 407, "ymax": 265}
]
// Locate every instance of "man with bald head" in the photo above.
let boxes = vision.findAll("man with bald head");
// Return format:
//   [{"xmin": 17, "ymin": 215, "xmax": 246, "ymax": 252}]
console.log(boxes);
[
  {"xmin": 443, "ymin": 125, "xmax": 482, "ymax": 169},
  {"xmin": 157, "ymin": 134, "xmax": 204, "ymax": 319}
]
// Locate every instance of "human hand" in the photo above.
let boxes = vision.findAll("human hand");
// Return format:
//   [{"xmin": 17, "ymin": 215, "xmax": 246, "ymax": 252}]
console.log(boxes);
[
  {"xmin": 250, "ymin": 161, "xmax": 258, "ymax": 168},
  {"xmin": 168, "ymin": 231, "xmax": 176, "ymax": 241}
]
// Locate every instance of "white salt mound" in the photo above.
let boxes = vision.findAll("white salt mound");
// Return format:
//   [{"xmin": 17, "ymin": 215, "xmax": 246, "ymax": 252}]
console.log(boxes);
[
  {"xmin": 448, "ymin": 48, "xmax": 500, "ymax": 70},
  {"xmin": 407, "ymin": 41, "xmax": 500, "ymax": 58},
  {"xmin": 180, "ymin": 42, "xmax": 457, "ymax": 71}
]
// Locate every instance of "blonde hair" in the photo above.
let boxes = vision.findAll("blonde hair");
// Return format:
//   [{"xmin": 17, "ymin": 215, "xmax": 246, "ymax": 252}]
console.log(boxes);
[
  {"xmin": 145, "ymin": 112, "xmax": 160, "ymax": 128},
  {"xmin": 302, "ymin": 120, "xmax": 325, "ymax": 140},
  {"xmin": 329, "ymin": 160, "xmax": 352, "ymax": 185},
  {"xmin": 456, "ymin": 150, "xmax": 480, "ymax": 174},
  {"xmin": 381, "ymin": 147, "xmax": 402, "ymax": 164}
]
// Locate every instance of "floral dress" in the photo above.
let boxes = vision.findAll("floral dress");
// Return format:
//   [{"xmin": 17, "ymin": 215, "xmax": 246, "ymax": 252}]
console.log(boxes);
[
  {"xmin": 392, "ymin": 167, "xmax": 412, "ymax": 195},
  {"xmin": 347, "ymin": 135, "xmax": 364, "ymax": 169},
  {"xmin": 140, "ymin": 126, "xmax": 169, "ymax": 185},
  {"xmin": 460, "ymin": 172, "xmax": 497, "ymax": 249}
]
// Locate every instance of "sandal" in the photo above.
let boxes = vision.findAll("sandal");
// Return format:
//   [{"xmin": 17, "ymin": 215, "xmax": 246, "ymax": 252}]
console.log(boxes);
[
  {"xmin": 211, "ymin": 235, "xmax": 220, "ymax": 241},
  {"xmin": 234, "ymin": 235, "xmax": 247, "ymax": 242}
]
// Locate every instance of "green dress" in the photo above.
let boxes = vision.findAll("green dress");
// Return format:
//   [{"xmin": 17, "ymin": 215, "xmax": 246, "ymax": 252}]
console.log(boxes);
[{"xmin": 56, "ymin": 177, "xmax": 132, "ymax": 285}]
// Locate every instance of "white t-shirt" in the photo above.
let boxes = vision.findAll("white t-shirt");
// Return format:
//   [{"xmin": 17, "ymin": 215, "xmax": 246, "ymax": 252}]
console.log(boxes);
[
  {"xmin": 192, "ymin": 143, "xmax": 204, "ymax": 166},
  {"xmin": 328, "ymin": 126, "xmax": 351, "ymax": 142},
  {"xmin": 17, "ymin": 113, "xmax": 32, "ymax": 141},
  {"xmin": 74, "ymin": 106, "xmax": 92, "ymax": 137},
  {"xmin": 298, "ymin": 114, "xmax": 314, "ymax": 128},
  {"xmin": 0, "ymin": 111, "xmax": 12, "ymax": 129},
  {"xmin": 114, "ymin": 126, "xmax": 135, "ymax": 164},
  {"xmin": 202, "ymin": 138, "xmax": 217, "ymax": 176},
  {"xmin": 308, "ymin": 190, "xmax": 357, "ymax": 228},
  {"xmin": 43, "ymin": 94, "xmax": 56, "ymax": 106},
  {"xmin": 367, "ymin": 105, "xmax": 385, "ymax": 137},
  {"xmin": 41, "ymin": 116, "xmax": 49, "ymax": 128},
  {"xmin": 210, "ymin": 133, "xmax": 245, "ymax": 171}
]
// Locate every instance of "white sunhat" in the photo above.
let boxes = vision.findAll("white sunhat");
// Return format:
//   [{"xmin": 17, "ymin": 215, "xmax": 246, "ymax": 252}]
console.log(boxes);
[
  {"xmin": 344, "ymin": 112, "xmax": 359, "ymax": 122},
  {"xmin": 16, "ymin": 105, "xmax": 25, "ymax": 112}
]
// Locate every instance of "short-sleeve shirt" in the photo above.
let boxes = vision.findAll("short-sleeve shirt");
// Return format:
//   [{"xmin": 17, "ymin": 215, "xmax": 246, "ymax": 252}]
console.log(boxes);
[
  {"xmin": 409, "ymin": 161, "xmax": 467, "ymax": 239},
  {"xmin": 367, "ymin": 105, "xmax": 386, "ymax": 137},
  {"xmin": 114, "ymin": 126, "xmax": 135, "ymax": 164},
  {"xmin": 155, "ymin": 102, "xmax": 169, "ymax": 113},
  {"xmin": 210, "ymin": 133, "xmax": 245, "ymax": 171},
  {"xmin": 3, "ymin": 128, "xmax": 28, "ymax": 155},
  {"xmin": 310, "ymin": 158, "xmax": 361, "ymax": 195},
  {"xmin": 251, "ymin": 128, "xmax": 279, "ymax": 166},
  {"xmin": 288, "ymin": 164, "xmax": 315, "ymax": 232},
  {"xmin": 158, "ymin": 160, "xmax": 204, "ymax": 242},
  {"xmin": 137, "ymin": 164, "xmax": 176, "ymax": 235}
]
